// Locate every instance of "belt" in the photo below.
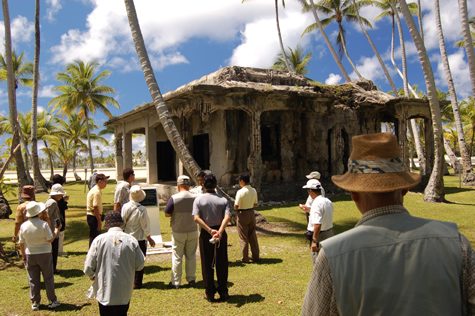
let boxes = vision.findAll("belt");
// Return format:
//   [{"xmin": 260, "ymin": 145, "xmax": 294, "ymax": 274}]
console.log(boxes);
[
  {"xmin": 321, "ymin": 228, "xmax": 332, "ymax": 233},
  {"xmin": 238, "ymin": 208, "xmax": 253, "ymax": 212}
]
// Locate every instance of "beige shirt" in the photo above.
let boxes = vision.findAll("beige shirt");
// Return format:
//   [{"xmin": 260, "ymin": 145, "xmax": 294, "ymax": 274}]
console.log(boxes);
[
  {"xmin": 235, "ymin": 185, "xmax": 258, "ymax": 210},
  {"xmin": 87, "ymin": 185, "xmax": 102, "ymax": 216}
]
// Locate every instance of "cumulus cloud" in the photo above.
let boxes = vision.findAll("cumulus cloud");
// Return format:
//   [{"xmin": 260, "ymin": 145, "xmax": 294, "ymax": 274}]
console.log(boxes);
[
  {"xmin": 325, "ymin": 73, "xmax": 342, "ymax": 85},
  {"xmin": 0, "ymin": 16, "xmax": 35, "ymax": 54},
  {"xmin": 351, "ymin": 55, "xmax": 386, "ymax": 82},
  {"xmin": 46, "ymin": 0, "xmax": 63, "ymax": 22},
  {"xmin": 436, "ymin": 49, "xmax": 472, "ymax": 99},
  {"xmin": 38, "ymin": 85, "xmax": 58, "ymax": 98}
]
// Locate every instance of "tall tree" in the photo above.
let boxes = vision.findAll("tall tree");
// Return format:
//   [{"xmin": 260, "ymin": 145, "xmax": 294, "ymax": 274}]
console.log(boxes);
[
  {"xmin": 36, "ymin": 112, "xmax": 59, "ymax": 180},
  {"xmin": 30, "ymin": 0, "xmax": 48, "ymax": 192},
  {"xmin": 1, "ymin": 0, "xmax": 30, "ymax": 197},
  {"xmin": 454, "ymin": 16, "xmax": 475, "ymax": 48},
  {"xmin": 123, "ymin": 0, "xmax": 201, "ymax": 180},
  {"xmin": 400, "ymin": 0, "xmax": 445, "ymax": 202},
  {"xmin": 272, "ymin": 45, "xmax": 312, "ymax": 75},
  {"xmin": 435, "ymin": 0, "xmax": 475, "ymax": 184},
  {"xmin": 298, "ymin": 0, "xmax": 351, "ymax": 82},
  {"xmin": 459, "ymin": 0, "xmax": 475, "ymax": 98},
  {"xmin": 48, "ymin": 60, "xmax": 119, "ymax": 174},
  {"xmin": 302, "ymin": 0, "xmax": 374, "ymax": 79}
]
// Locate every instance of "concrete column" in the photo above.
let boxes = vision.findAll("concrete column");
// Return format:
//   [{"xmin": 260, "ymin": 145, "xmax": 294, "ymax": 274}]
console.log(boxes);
[
  {"xmin": 115, "ymin": 134, "xmax": 124, "ymax": 181},
  {"xmin": 248, "ymin": 111, "xmax": 262, "ymax": 191},
  {"xmin": 146, "ymin": 126, "xmax": 158, "ymax": 184},
  {"xmin": 397, "ymin": 115, "xmax": 409, "ymax": 172},
  {"xmin": 123, "ymin": 132, "xmax": 133, "ymax": 171}
]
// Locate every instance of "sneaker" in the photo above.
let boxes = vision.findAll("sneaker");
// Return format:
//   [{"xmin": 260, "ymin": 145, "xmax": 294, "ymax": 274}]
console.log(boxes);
[
  {"xmin": 59, "ymin": 252, "xmax": 68, "ymax": 256},
  {"xmin": 188, "ymin": 280, "xmax": 196, "ymax": 287},
  {"xmin": 168, "ymin": 282, "xmax": 180, "ymax": 289},
  {"xmin": 48, "ymin": 300, "xmax": 61, "ymax": 309},
  {"xmin": 31, "ymin": 302, "xmax": 39, "ymax": 311}
]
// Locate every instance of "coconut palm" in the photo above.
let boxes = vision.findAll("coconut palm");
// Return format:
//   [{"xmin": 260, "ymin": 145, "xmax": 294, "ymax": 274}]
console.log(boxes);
[
  {"xmin": 459, "ymin": 0, "xmax": 475, "ymax": 98},
  {"xmin": 399, "ymin": 0, "xmax": 445, "ymax": 202},
  {"xmin": 272, "ymin": 45, "xmax": 312, "ymax": 75},
  {"xmin": 124, "ymin": 0, "xmax": 202, "ymax": 184},
  {"xmin": 0, "ymin": 50, "xmax": 33, "ymax": 89},
  {"xmin": 48, "ymin": 60, "xmax": 119, "ymax": 174},
  {"xmin": 36, "ymin": 112, "xmax": 60, "ymax": 180},
  {"xmin": 44, "ymin": 137, "xmax": 77, "ymax": 179},
  {"xmin": 301, "ymin": 0, "xmax": 374, "ymax": 79},
  {"xmin": 298, "ymin": 0, "xmax": 351, "ymax": 82},
  {"xmin": 435, "ymin": 0, "xmax": 475, "ymax": 184},
  {"xmin": 460, "ymin": 96, "xmax": 475, "ymax": 156}
]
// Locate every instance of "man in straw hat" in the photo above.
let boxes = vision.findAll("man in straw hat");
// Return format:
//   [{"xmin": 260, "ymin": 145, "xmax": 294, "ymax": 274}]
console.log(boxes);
[
  {"xmin": 121, "ymin": 185, "xmax": 155, "ymax": 289},
  {"xmin": 164, "ymin": 175, "xmax": 199, "ymax": 289},
  {"xmin": 84, "ymin": 211, "xmax": 145, "ymax": 315},
  {"xmin": 302, "ymin": 133, "xmax": 475, "ymax": 315}
]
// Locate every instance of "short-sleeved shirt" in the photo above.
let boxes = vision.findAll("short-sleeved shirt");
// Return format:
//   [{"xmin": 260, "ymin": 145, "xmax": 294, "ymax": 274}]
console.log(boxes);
[
  {"xmin": 121, "ymin": 201, "xmax": 151, "ymax": 241},
  {"xmin": 192, "ymin": 192, "xmax": 230, "ymax": 227},
  {"xmin": 87, "ymin": 185, "xmax": 103, "ymax": 216},
  {"xmin": 164, "ymin": 191, "xmax": 198, "ymax": 233},
  {"xmin": 15, "ymin": 201, "xmax": 50, "ymax": 227},
  {"xmin": 45, "ymin": 197, "xmax": 62, "ymax": 232},
  {"xmin": 309, "ymin": 195, "xmax": 334, "ymax": 231},
  {"xmin": 190, "ymin": 186, "xmax": 205, "ymax": 195},
  {"xmin": 114, "ymin": 181, "xmax": 131, "ymax": 210},
  {"xmin": 19, "ymin": 217, "xmax": 53, "ymax": 255},
  {"xmin": 235, "ymin": 185, "xmax": 258, "ymax": 209}
]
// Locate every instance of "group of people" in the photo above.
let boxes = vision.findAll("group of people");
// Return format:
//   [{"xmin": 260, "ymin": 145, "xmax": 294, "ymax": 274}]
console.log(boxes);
[
  {"xmin": 12, "ymin": 132, "xmax": 475, "ymax": 315},
  {"xmin": 13, "ymin": 174, "xmax": 69, "ymax": 311}
]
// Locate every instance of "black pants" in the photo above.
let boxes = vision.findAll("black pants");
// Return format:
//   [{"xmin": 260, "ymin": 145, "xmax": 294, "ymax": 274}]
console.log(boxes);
[
  {"xmin": 199, "ymin": 227, "xmax": 228, "ymax": 298},
  {"xmin": 134, "ymin": 240, "xmax": 147, "ymax": 287},
  {"xmin": 51, "ymin": 237, "xmax": 59, "ymax": 271},
  {"xmin": 87, "ymin": 215, "xmax": 101, "ymax": 248},
  {"xmin": 98, "ymin": 302, "xmax": 129, "ymax": 316}
]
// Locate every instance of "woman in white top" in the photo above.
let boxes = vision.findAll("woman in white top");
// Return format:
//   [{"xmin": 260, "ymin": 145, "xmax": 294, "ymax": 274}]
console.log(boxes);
[{"xmin": 19, "ymin": 202, "xmax": 61, "ymax": 311}]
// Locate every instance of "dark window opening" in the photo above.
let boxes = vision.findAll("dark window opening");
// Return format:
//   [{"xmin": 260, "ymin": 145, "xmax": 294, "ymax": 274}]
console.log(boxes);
[
  {"xmin": 193, "ymin": 134, "xmax": 210, "ymax": 170},
  {"xmin": 156, "ymin": 141, "xmax": 176, "ymax": 181},
  {"xmin": 261, "ymin": 124, "xmax": 280, "ymax": 161}
]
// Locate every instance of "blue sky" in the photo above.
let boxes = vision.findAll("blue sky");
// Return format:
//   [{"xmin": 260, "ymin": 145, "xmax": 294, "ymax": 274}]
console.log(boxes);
[{"xmin": 1, "ymin": 0, "xmax": 474, "ymax": 158}]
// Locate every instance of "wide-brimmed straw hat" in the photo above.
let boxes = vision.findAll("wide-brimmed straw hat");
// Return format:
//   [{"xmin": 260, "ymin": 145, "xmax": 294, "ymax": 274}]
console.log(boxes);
[
  {"xmin": 332, "ymin": 133, "xmax": 421, "ymax": 193},
  {"xmin": 26, "ymin": 201, "xmax": 46, "ymax": 218},
  {"xmin": 130, "ymin": 185, "xmax": 146, "ymax": 203}
]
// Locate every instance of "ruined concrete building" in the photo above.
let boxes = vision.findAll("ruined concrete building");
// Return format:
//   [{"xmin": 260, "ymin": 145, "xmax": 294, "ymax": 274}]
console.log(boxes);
[{"xmin": 105, "ymin": 66, "xmax": 433, "ymax": 201}]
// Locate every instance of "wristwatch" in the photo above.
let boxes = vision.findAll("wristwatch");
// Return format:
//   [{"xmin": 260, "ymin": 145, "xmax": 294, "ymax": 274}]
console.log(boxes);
[{"xmin": 208, "ymin": 228, "xmax": 212, "ymax": 234}]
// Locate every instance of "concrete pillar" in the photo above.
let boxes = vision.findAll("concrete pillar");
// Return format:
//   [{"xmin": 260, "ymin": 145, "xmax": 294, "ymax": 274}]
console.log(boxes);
[
  {"xmin": 248, "ymin": 111, "xmax": 262, "ymax": 191},
  {"xmin": 397, "ymin": 115, "xmax": 409, "ymax": 172},
  {"xmin": 115, "ymin": 134, "xmax": 124, "ymax": 181},
  {"xmin": 146, "ymin": 126, "xmax": 158, "ymax": 184},
  {"xmin": 124, "ymin": 132, "xmax": 133, "ymax": 171}
]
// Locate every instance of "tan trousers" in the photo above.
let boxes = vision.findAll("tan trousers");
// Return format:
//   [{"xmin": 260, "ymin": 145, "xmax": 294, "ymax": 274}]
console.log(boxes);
[{"xmin": 236, "ymin": 210, "xmax": 259, "ymax": 262}]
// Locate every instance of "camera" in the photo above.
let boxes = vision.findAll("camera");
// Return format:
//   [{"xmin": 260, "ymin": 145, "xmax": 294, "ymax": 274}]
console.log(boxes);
[
  {"xmin": 54, "ymin": 218, "xmax": 61, "ymax": 228},
  {"xmin": 209, "ymin": 238, "xmax": 216, "ymax": 244}
]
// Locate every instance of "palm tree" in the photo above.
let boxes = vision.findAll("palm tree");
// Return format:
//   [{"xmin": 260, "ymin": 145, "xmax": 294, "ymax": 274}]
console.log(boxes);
[
  {"xmin": 36, "ymin": 112, "xmax": 60, "ymax": 180},
  {"xmin": 45, "ymin": 137, "xmax": 77, "ymax": 179},
  {"xmin": 435, "ymin": 0, "xmax": 475, "ymax": 184},
  {"xmin": 460, "ymin": 96, "xmax": 475, "ymax": 156},
  {"xmin": 399, "ymin": 0, "xmax": 445, "ymax": 202},
  {"xmin": 459, "ymin": 0, "xmax": 475, "ymax": 98},
  {"xmin": 0, "ymin": 0, "xmax": 32, "ymax": 196},
  {"xmin": 454, "ymin": 16, "xmax": 475, "ymax": 48},
  {"xmin": 48, "ymin": 60, "xmax": 119, "ymax": 174},
  {"xmin": 124, "ymin": 0, "xmax": 201, "ymax": 180},
  {"xmin": 0, "ymin": 50, "xmax": 33, "ymax": 89},
  {"xmin": 302, "ymin": 0, "xmax": 374, "ymax": 79},
  {"xmin": 272, "ymin": 45, "xmax": 312, "ymax": 75},
  {"xmin": 299, "ymin": 0, "xmax": 351, "ymax": 82}
]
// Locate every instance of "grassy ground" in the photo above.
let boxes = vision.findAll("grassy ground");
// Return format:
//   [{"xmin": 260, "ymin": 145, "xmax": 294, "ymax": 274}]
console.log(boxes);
[{"xmin": 0, "ymin": 176, "xmax": 474, "ymax": 315}]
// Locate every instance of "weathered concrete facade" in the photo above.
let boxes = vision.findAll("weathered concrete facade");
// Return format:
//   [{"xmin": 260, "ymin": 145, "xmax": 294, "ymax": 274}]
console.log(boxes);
[{"xmin": 105, "ymin": 66, "xmax": 433, "ymax": 201}]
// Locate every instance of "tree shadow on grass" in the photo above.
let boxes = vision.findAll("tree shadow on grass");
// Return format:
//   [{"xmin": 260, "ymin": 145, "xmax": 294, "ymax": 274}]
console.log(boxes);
[
  {"xmin": 57, "ymin": 268, "xmax": 85, "ymax": 278},
  {"xmin": 144, "ymin": 265, "xmax": 169, "ymax": 274},
  {"xmin": 221, "ymin": 293, "xmax": 264, "ymax": 307},
  {"xmin": 445, "ymin": 186, "xmax": 474, "ymax": 195},
  {"xmin": 229, "ymin": 257, "xmax": 282, "ymax": 267}
]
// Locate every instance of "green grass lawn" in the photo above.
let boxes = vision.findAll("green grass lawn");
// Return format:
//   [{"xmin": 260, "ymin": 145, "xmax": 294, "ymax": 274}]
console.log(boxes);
[{"xmin": 0, "ymin": 176, "xmax": 474, "ymax": 315}]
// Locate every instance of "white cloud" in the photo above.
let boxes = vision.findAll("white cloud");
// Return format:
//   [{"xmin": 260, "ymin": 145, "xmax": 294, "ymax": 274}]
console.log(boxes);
[
  {"xmin": 38, "ymin": 84, "xmax": 58, "ymax": 98},
  {"xmin": 351, "ymin": 55, "xmax": 385, "ymax": 82},
  {"xmin": 436, "ymin": 49, "xmax": 472, "ymax": 99},
  {"xmin": 325, "ymin": 73, "xmax": 342, "ymax": 85},
  {"xmin": 132, "ymin": 135, "xmax": 145, "ymax": 153},
  {"xmin": 46, "ymin": 0, "xmax": 63, "ymax": 22},
  {"xmin": 0, "ymin": 16, "xmax": 35, "ymax": 54}
]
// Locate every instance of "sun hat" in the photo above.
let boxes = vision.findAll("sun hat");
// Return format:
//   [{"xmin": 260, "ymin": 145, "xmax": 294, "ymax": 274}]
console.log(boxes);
[
  {"xmin": 21, "ymin": 185, "xmax": 35, "ymax": 199},
  {"xmin": 306, "ymin": 171, "xmax": 321, "ymax": 180},
  {"xmin": 26, "ymin": 201, "xmax": 46, "ymax": 218},
  {"xmin": 95, "ymin": 173, "xmax": 110, "ymax": 181},
  {"xmin": 177, "ymin": 175, "xmax": 191, "ymax": 185},
  {"xmin": 302, "ymin": 179, "xmax": 322, "ymax": 190},
  {"xmin": 331, "ymin": 132, "xmax": 421, "ymax": 193},
  {"xmin": 130, "ymin": 185, "xmax": 146, "ymax": 203},
  {"xmin": 50, "ymin": 184, "xmax": 66, "ymax": 196},
  {"xmin": 104, "ymin": 210, "xmax": 124, "ymax": 228}
]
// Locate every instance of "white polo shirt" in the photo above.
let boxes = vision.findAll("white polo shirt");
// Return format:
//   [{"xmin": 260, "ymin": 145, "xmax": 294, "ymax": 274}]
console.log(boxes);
[
  {"xmin": 308, "ymin": 195, "xmax": 334, "ymax": 231},
  {"xmin": 235, "ymin": 185, "xmax": 258, "ymax": 209}
]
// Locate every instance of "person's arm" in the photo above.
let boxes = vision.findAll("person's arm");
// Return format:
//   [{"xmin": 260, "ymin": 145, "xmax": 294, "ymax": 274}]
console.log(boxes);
[
  {"xmin": 93, "ymin": 206, "xmax": 102, "ymax": 231},
  {"xmin": 312, "ymin": 224, "xmax": 322, "ymax": 252},
  {"xmin": 47, "ymin": 226, "xmax": 60, "ymax": 243},
  {"xmin": 13, "ymin": 222, "xmax": 21, "ymax": 243},
  {"xmin": 234, "ymin": 190, "xmax": 241, "ymax": 211},
  {"xmin": 163, "ymin": 198, "xmax": 174, "ymax": 218},
  {"xmin": 194, "ymin": 215, "xmax": 214, "ymax": 235},
  {"xmin": 215, "ymin": 214, "xmax": 231, "ymax": 241},
  {"xmin": 140, "ymin": 207, "xmax": 156, "ymax": 247},
  {"xmin": 19, "ymin": 243, "xmax": 26, "ymax": 264},
  {"xmin": 84, "ymin": 242, "xmax": 98, "ymax": 281}
]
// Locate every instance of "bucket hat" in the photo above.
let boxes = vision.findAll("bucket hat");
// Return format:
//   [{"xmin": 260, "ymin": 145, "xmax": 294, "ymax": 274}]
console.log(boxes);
[
  {"xmin": 50, "ymin": 184, "xmax": 66, "ymax": 196},
  {"xmin": 331, "ymin": 133, "xmax": 421, "ymax": 193},
  {"xmin": 130, "ymin": 185, "xmax": 146, "ymax": 203},
  {"xmin": 21, "ymin": 185, "xmax": 35, "ymax": 199},
  {"xmin": 104, "ymin": 211, "xmax": 124, "ymax": 228},
  {"xmin": 26, "ymin": 201, "xmax": 46, "ymax": 218}
]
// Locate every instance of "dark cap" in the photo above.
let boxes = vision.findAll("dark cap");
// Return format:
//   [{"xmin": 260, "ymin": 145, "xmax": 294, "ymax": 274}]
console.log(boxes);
[
  {"xmin": 95, "ymin": 174, "xmax": 110, "ymax": 181},
  {"xmin": 52, "ymin": 174, "xmax": 65, "ymax": 185},
  {"xmin": 203, "ymin": 174, "xmax": 217, "ymax": 189},
  {"xmin": 104, "ymin": 210, "xmax": 124, "ymax": 228},
  {"xmin": 21, "ymin": 185, "xmax": 35, "ymax": 199}
]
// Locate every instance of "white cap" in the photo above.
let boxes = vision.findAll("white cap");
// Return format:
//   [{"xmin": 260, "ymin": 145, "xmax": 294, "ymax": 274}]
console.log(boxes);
[
  {"xmin": 302, "ymin": 179, "xmax": 322, "ymax": 190},
  {"xmin": 177, "ymin": 175, "xmax": 191, "ymax": 185},
  {"xmin": 306, "ymin": 171, "xmax": 321, "ymax": 180}
]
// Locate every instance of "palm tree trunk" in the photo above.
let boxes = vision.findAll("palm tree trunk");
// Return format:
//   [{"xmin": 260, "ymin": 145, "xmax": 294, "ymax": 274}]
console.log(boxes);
[
  {"xmin": 351, "ymin": 0, "xmax": 397, "ymax": 94},
  {"xmin": 84, "ymin": 111, "xmax": 95, "ymax": 174},
  {"xmin": 417, "ymin": 0, "xmax": 424, "ymax": 43},
  {"xmin": 31, "ymin": 0, "xmax": 48, "ymax": 193},
  {"xmin": 400, "ymin": 0, "xmax": 445, "ymax": 202},
  {"xmin": 308, "ymin": 0, "xmax": 351, "ymax": 82},
  {"xmin": 459, "ymin": 0, "xmax": 475, "ymax": 97},
  {"xmin": 275, "ymin": 0, "xmax": 292, "ymax": 73},
  {"xmin": 72, "ymin": 147, "xmax": 81, "ymax": 181},
  {"xmin": 339, "ymin": 31, "xmax": 362, "ymax": 79},
  {"xmin": 443, "ymin": 138, "xmax": 461, "ymax": 174},
  {"xmin": 43, "ymin": 140, "xmax": 54, "ymax": 181},
  {"xmin": 2, "ymin": 0, "xmax": 29, "ymax": 199},
  {"xmin": 436, "ymin": 0, "xmax": 475, "ymax": 184},
  {"xmin": 124, "ymin": 0, "xmax": 201, "ymax": 180}
]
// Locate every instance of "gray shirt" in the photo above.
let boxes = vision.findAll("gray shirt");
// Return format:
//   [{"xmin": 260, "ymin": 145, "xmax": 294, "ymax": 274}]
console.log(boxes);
[
  {"xmin": 192, "ymin": 192, "xmax": 230, "ymax": 227},
  {"xmin": 164, "ymin": 191, "xmax": 198, "ymax": 233},
  {"xmin": 45, "ymin": 197, "xmax": 62, "ymax": 233},
  {"xmin": 84, "ymin": 227, "xmax": 145, "ymax": 306}
]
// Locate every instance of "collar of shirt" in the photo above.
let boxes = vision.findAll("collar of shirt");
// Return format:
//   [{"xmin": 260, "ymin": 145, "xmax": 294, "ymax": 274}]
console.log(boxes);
[
  {"xmin": 356, "ymin": 205, "xmax": 408, "ymax": 227},
  {"xmin": 108, "ymin": 227, "xmax": 123, "ymax": 233}
]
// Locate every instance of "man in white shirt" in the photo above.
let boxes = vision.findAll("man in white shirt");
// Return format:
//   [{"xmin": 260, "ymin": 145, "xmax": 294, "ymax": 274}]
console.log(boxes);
[
  {"xmin": 302, "ymin": 179, "xmax": 334, "ymax": 266},
  {"xmin": 84, "ymin": 210, "xmax": 145, "ymax": 315},
  {"xmin": 114, "ymin": 168, "xmax": 135, "ymax": 211},
  {"xmin": 234, "ymin": 173, "xmax": 259, "ymax": 263}
]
